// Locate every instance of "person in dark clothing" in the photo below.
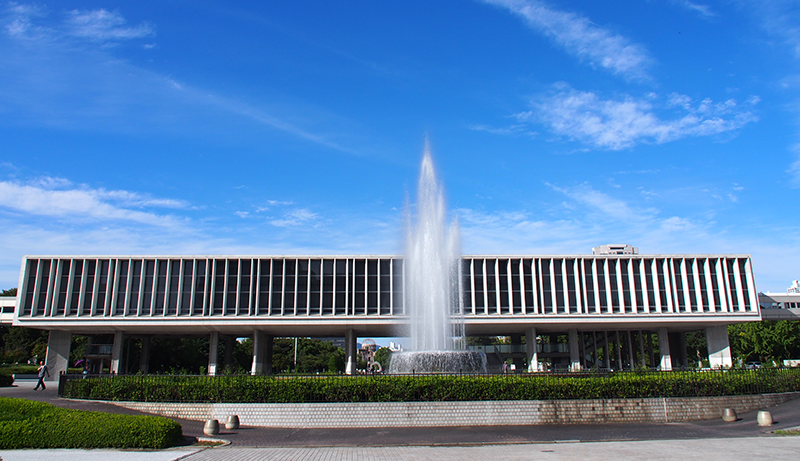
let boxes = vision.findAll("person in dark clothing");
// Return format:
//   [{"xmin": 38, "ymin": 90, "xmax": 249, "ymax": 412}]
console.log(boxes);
[{"xmin": 33, "ymin": 360, "xmax": 49, "ymax": 391}]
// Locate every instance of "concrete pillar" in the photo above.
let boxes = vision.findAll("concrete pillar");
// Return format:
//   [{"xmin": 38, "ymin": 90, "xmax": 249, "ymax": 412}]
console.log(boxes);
[
  {"xmin": 706, "ymin": 325, "xmax": 733, "ymax": 369},
  {"xmin": 110, "ymin": 331, "xmax": 124, "ymax": 375},
  {"xmin": 658, "ymin": 327, "xmax": 672, "ymax": 371},
  {"xmin": 568, "ymin": 329, "xmax": 581, "ymax": 371},
  {"xmin": 208, "ymin": 331, "xmax": 219, "ymax": 376},
  {"xmin": 345, "ymin": 329, "xmax": 357, "ymax": 375},
  {"xmin": 224, "ymin": 336, "xmax": 234, "ymax": 371},
  {"xmin": 251, "ymin": 331, "xmax": 273, "ymax": 375},
  {"xmin": 139, "ymin": 337, "xmax": 151, "ymax": 374},
  {"xmin": 526, "ymin": 327, "xmax": 539, "ymax": 372},
  {"xmin": 44, "ymin": 330, "xmax": 71, "ymax": 381}
]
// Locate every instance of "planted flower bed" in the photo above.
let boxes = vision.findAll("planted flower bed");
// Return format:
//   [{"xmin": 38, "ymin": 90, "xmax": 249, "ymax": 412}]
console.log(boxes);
[{"xmin": 61, "ymin": 369, "xmax": 800, "ymax": 403}]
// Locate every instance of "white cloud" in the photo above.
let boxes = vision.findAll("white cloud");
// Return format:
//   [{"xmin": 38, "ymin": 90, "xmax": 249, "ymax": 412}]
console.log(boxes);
[
  {"xmin": 546, "ymin": 182, "xmax": 649, "ymax": 222},
  {"xmin": 749, "ymin": 0, "xmax": 800, "ymax": 58},
  {"xmin": 0, "ymin": 179, "xmax": 186, "ymax": 227},
  {"xmin": 670, "ymin": 0, "xmax": 714, "ymax": 18},
  {"xmin": 270, "ymin": 208, "xmax": 318, "ymax": 227},
  {"xmin": 482, "ymin": 0, "xmax": 652, "ymax": 80},
  {"xmin": 789, "ymin": 144, "xmax": 800, "ymax": 187},
  {"xmin": 524, "ymin": 85, "xmax": 758, "ymax": 149},
  {"xmin": 64, "ymin": 9, "xmax": 153, "ymax": 42}
]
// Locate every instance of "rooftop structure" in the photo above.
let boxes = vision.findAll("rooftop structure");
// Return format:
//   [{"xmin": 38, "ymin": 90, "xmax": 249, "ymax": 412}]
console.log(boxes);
[{"xmin": 592, "ymin": 244, "xmax": 639, "ymax": 255}]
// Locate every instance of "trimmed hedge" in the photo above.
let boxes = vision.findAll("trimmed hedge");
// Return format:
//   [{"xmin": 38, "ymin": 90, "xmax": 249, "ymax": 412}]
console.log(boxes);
[
  {"xmin": 0, "ymin": 397, "xmax": 183, "ymax": 449},
  {"xmin": 61, "ymin": 369, "xmax": 800, "ymax": 403}
]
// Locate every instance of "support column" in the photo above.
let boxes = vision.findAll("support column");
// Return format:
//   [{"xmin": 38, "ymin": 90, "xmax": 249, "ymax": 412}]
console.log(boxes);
[
  {"xmin": 110, "ymin": 331, "xmax": 124, "ymax": 375},
  {"xmin": 705, "ymin": 325, "xmax": 733, "ymax": 369},
  {"xmin": 345, "ymin": 329, "xmax": 357, "ymax": 375},
  {"xmin": 251, "ymin": 331, "xmax": 273, "ymax": 375},
  {"xmin": 208, "ymin": 331, "xmax": 219, "ymax": 376},
  {"xmin": 568, "ymin": 329, "xmax": 581, "ymax": 371},
  {"xmin": 526, "ymin": 327, "xmax": 539, "ymax": 372},
  {"xmin": 139, "ymin": 337, "xmax": 151, "ymax": 374},
  {"xmin": 658, "ymin": 327, "xmax": 672, "ymax": 371},
  {"xmin": 44, "ymin": 331, "xmax": 71, "ymax": 381},
  {"xmin": 224, "ymin": 336, "xmax": 234, "ymax": 371}
]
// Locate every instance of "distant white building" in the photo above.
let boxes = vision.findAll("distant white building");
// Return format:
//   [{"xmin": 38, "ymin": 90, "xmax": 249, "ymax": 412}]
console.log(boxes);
[
  {"xmin": 592, "ymin": 244, "xmax": 639, "ymax": 255},
  {"xmin": 789, "ymin": 280, "xmax": 800, "ymax": 294}
]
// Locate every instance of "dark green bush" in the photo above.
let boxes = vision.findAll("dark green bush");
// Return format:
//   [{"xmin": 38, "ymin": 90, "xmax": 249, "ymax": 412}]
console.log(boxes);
[
  {"xmin": 61, "ymin": 369, "xmax": 800, "ymax": 403},
  {"xmin": 0, "ymin": 397, "xmax": 183, "ymax": 449}
]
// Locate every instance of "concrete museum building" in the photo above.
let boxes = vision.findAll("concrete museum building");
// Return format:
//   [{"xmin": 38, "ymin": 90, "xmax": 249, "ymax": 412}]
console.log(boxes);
[{"xmin": 0, "ymin": 248, "xmax": 780, "ymax": 380}]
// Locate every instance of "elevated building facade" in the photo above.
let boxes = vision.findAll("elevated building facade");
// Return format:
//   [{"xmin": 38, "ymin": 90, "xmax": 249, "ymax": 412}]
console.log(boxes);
[{"xmin": 5, "ymin": 254, "xmax": 760, "ymax": 378}]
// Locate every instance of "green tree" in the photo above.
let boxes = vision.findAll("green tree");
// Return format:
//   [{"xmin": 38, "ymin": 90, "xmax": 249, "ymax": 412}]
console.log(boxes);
[{"xmin": 373, "ymin": 347, "xmax": 392, "ymax": 370}]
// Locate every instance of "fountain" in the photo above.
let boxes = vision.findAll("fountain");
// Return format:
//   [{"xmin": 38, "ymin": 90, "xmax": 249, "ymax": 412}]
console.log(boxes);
[{"xmin": 388, "ymin": 142, "xmax": 487, "ymax": 374}]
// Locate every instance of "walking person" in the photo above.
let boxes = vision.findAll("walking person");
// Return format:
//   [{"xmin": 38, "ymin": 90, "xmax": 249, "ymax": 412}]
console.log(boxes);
[{"xmin": 33, "ymin": 360, "xmax": 49, "ymax": 391}]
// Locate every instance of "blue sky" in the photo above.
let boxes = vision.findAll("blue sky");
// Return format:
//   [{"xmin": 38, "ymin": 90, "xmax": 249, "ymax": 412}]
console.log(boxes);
[{"xmin": 1, "ymin": 0, "xmax": 799, "ymax": 294}]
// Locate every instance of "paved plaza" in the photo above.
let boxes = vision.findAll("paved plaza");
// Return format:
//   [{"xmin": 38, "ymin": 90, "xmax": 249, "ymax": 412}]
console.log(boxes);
[{"xmin": 2, "ymin": 379, "xmax": 800, "ymax": 460}]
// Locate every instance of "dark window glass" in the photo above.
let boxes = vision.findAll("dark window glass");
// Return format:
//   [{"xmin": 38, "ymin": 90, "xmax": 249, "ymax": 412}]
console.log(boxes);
[
  {"xmin": 656, "ymin": 259, "xmax": 668, "ymax": 309},
  {"xmin": 697, "ymin": 258, "xmax": 709, "ymax": 311},
  {"xmin": 566, "ymin": 259, "xmax": 577, "ymax": 313},
  {"xmin": 620, "ymin": 259, "xmax": 631, "ymax": 313},
  {"xmin": 69, "ymin": 260, "xmax": 83, "ymax": 316},
  {"xmin": 309, "ymin": 259, "xmax": 321, "ymax": 315},
  {"xmin": 498, "ymin": 259, "xmax": 509, "ymax": 313},
  {"xmin": 379, "ymin": 260, "xmax": 391, "ymax": 315},
  {"xmin": 684, "ymin": 259, "xmax": 698, "ymax": 312},
  {"xmin": 352, "ymin": 259, "xmax": 364, "ymax": 312},
  {"xmin": 541, "ymin": 259, "xmax": 552, "ymax": 312},
  {"xmin": 283, "ymin": 259, "xmax": 296, "ymax": 312},
  {"xmin": 153, "ymin": 260, "xmax": 168, "ymax": 315},
  {"xmin": 226, "ymin": 260, "xmax": 239, "ymax": 315},
  {"xmin": 522, "ymin": 259, "xmax": 534, "ymax": 311},
  {"xmin": 583, "ymin": 260, "xmax": 595, "ymax": 311},
  {"xmin": 607, "ymin": 259, "xmax": 619, "ymax": 311},
  {"xmin": 36, "ymin": 259, "xmax": 51, "ymax": 316},
  {"xmin": 738, "ymin": 259, "xmax": 751, "ymax": 310},
  {"xmin": 23, "ymin": 260, "xmax": 38, "ymax": 316},
  {"xmin": 335, "ymin": 259, "xmax": 347, "ymax": 314},
  {"xmin": 709, "ymin": 259, "xmax": 721, "ymax": 309},
  {"xmin": 194, "ymin": 260, "xmax": 207, "ymax": 315},
  {"xmin": 270, "ymin": 259, "xmax": 283, "ymax": 315},
  {"xmin": 127, "ymin": 260, "xmax": 141, "ymax": 316},
  {"xmin": 643, "ymin": 259, "xmax": 654, "ymax": 310},
  {"xmin": 96, "ymin": 260, "xmax": 110, "ymax": 315},
  {"xmin": 257, "ymin": 259, "xmax": 270, "ymax": 315},
  {"xmin": 180, "ymin": 260, "xmax": 193, "ymax": 316},
  {"xmin": 321, "ymin": 259, "xmax": 334, "ymax": 315},
  {"xmin": 597, "ymin": 260, "xmax": 607, "ymax": 310},
  {"xmin": 672, "ymin": 259, "xmax": 685, "ymax": 311},
  {"xmin": 296, "ymin": 259, "xmax": 308, "ymax": 314},
  {"xmin": 473, "ymin": 259, "xmax": 485, "ymax": 309},
  {"xmin": 115, "ymin": 260, "xmax": 129, "ymax": 316},
  {"xmin": 486, "ymin": 259, "xmax": 497, "ymax": 310},
  {"xmin": 510, "ymin": 259, "xmax": 522, "ymax": 313},
  {"xmin": 367, "ymin": 259, "xmax": 378, "ymax": 314},
  {"xmin": 553, "ymin": 259, "xmax": 565, "ymax": 313},
  {"xmin": 140, "ymin": 260, "xmax": 154, "ymax": 316},
  {"xmin": 462, "ymin": 259, "xmax": 472, "ymax": 310},
  {"xmin": 56, "ymin": 260, "xmax": 70, "ymax": 316}
]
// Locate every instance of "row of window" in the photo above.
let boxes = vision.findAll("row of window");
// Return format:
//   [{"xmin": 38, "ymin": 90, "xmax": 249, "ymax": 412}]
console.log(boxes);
[{"xmin": 18, "ymin": 256, "xmax": 757, "ymax": 318}]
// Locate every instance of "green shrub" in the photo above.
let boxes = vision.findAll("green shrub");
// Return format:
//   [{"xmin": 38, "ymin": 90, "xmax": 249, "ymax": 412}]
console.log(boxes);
[
  {"xmin": 0, "ymin": 397, "xmax": 183, "ymax": 449},
  {"xmin": 61, "ymin": 369, "xmax": 800, "ymax": 403}
]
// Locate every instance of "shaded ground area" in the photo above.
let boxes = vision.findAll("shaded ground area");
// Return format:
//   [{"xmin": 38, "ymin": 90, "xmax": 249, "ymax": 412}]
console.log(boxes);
[{"xmin": 2, "ymin": 379, "xmax": 799, "ymax": 448}]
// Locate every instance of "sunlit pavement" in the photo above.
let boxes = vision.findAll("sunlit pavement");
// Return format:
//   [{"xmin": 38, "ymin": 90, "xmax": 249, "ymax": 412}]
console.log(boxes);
[{"xmin": 2, "ymin": 380, "xmax": 800, "ymax": 460}]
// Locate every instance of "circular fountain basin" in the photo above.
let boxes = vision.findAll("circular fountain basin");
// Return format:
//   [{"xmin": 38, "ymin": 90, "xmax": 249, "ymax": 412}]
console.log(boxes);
[{"xmin": 388, "ymin": 350, "xmax": 487, "ymax": 374}]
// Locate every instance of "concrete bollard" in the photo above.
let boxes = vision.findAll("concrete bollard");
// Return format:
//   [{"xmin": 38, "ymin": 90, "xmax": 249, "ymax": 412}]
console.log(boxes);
[
  {"xmin": 203, "ymin": 419, "xmax": 220, "ymax": 436},
  {"xmin": 757, "ymin": 411, "xmax": 773, "ymax": 427},
  {"xmin": 225, "ymin": 415, "xmax": 240, "ymax": 430},
  {"xmin": 721, "ymin": 408, "xmax": 737, "ymax": 422}
]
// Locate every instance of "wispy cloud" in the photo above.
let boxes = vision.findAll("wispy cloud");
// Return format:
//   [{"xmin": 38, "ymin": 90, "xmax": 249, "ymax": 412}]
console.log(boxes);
[
  {"xmin": 748, "ymin": 0, "xmax": 800, "ymax": 58},
  {"xmin": 482, "ymin": 0, "xmax": 653, "ymax": 81},
  {"xmin": 518, "ymin": 84, "xmax": 759, "ymax": 149},
  {"xmin": 670, "ymin": 0, "xmax": 714, "ymax": 18},
  {"xmin": 789, "ymin": 144, "xmax": 800, "ymax": 187},
  {"xmin": 0, "ymin": 178, "xmax": 187, "ymax": 227},
  {"xmin": 546, "ymin": 182, "xmax": 652, "ymax": 221},
  {"xmin": 270, "ymin": 208, "xmax": 318, "ymax": 227},
  {"xmin": 64, "ymin": 9, "xmax": 153, "ymax": 43}
]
